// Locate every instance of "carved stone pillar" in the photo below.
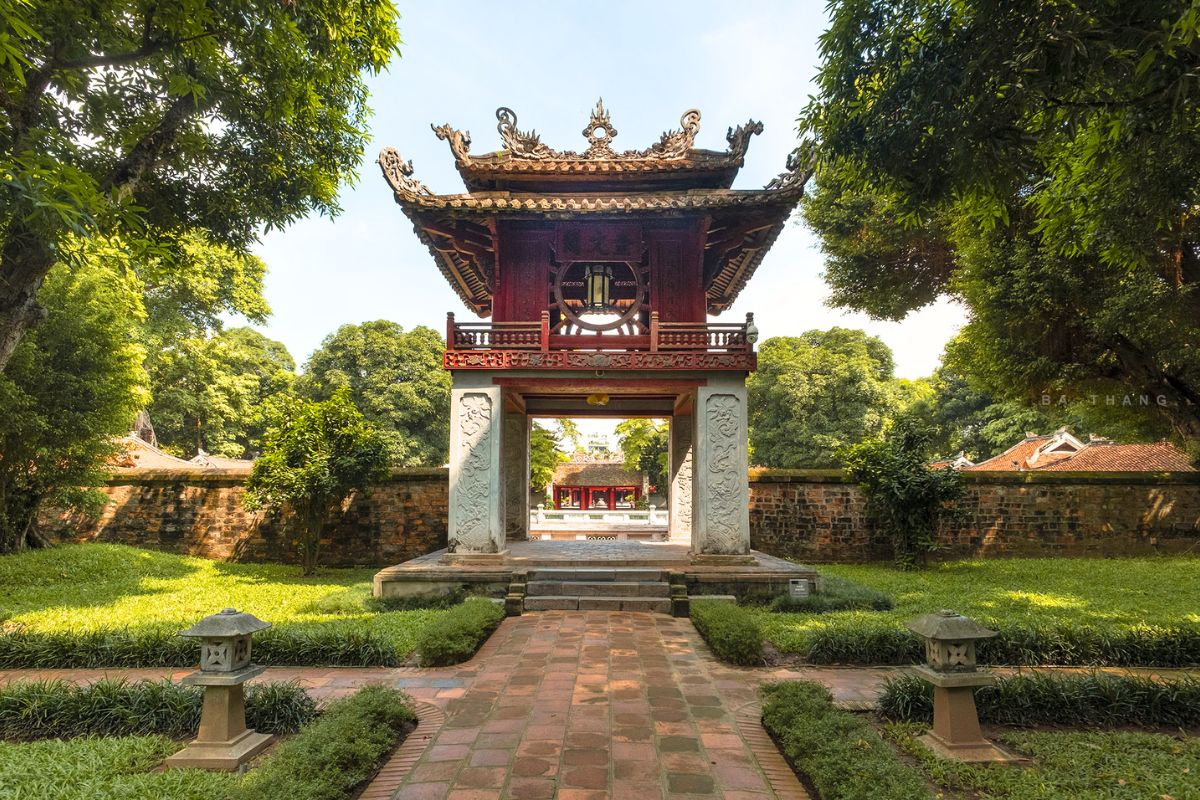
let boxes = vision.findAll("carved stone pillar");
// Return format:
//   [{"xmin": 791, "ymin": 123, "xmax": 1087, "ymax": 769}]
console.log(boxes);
[
  {"xmin": 668, "ymin": 413, "xmax": 693, "ymax": 542},
  {"xmin": 447, "ymin": 376, "xmax": 505, "ymax": 556},
  {"xmin": 691, "ymin": 377, "xmax": 751, "ymax": 558},
  {"xmin": 502, "ymin": 410, "xmax": 530, "ymax": 542}
]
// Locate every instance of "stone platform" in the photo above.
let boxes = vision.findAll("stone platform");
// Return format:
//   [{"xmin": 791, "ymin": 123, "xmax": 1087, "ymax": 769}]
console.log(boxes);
[{"xmin": 373, "ymin": 540, "xmax": 819, "ymax": 606}]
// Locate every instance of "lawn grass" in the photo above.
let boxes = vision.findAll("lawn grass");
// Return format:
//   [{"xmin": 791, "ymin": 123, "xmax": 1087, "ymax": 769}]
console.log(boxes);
[
  {"xmin": 0, "ymin": 735, "xmax": 233, "ymax": 800},
  {"xmin": 757, "ymin": 557, "xmax": 1200, "ymax": 656},
  {"xmin": 889, "ymin": 724, "xmax": 1200, "ymax": 800},
  {"xmin": 0, "ymin": 544, "xmax": 445, "ymax": 663}
]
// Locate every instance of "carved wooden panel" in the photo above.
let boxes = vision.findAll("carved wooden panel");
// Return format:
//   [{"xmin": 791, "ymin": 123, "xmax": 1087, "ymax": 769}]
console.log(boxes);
[
  {"xmin": 444, "ymin": 350, "xmax": 756, "ymax": 371},
  {"xmin": 555, "ymin": 222, "xmax": 643, "ymax": 262},
  {"xmin": 494, "ymin": 228, "xmax": 551, "ymax": 322}
]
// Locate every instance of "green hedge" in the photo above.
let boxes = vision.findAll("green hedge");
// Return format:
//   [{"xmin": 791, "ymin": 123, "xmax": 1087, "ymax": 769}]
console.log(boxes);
[
  {"xmin": 0, "ymin": 679, "xmax": 316, "ymax": 741},
  {"xmin": 690, "ymin": 600, "xmax": 764, "ymax": 666},
  {"xmin": 233, "ymin": 685, "xmax": 416, "ymax": 800},
  {"xmin": 413, "ymin": 597, "xmax": 504, "ymax": 667},
  {"xmin": 0, "ymin": 626, "xmax": 401, "ymax": 669},
  {"xmin": 803, "ymin": 620, "xmax": 1200, "ymax": 667},
  {"xmin": 764, "ymin": 575, "xmax": 894, "ymax": 613},
  {"xmin": 760, "ymin": 681, "xmax": 928, "ymax": 800},
  {"xmin": 879, "ymin": 671, "xmax": 1200, "ymax": 728}
]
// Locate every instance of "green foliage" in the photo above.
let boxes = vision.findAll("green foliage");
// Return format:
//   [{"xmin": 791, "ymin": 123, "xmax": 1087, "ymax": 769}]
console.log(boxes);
[
  {"xmin": 298, "ymin": 322, "xmax": 451, "ymax": 467},
  {"xmin": 880, "ymin": 671, "xmax": 1200, "ymax": 729},
  {"xmin": 246, "ymin": 389, "xmax": 390, "ymax": 574},
  {"xmin": 555, "ymin": 419, "xmax": 583, "ymax": 453},
  {"xmin": 841, "ymin": 419, "xmax": 965, "ymax": 568},
  {"xmin": 801, "ymin": 0, "xmax": 1200, "ymax": 447},
  {"xmin": 764, "ymin": 574, "xmax": 893, "ymax": 613},
  {"xmin": 689, "ymin": 600, "xmax": 763, "ymax": 666},
  {"xmin": 0, "ymin": 256, "xmax": 147, "ymax": 552},
  {"xmin": 889, "ymin": 725, "xmax": 1200, "ymax": 800},
  {"xmin": 413, "ymin": 597, "xmax": 505, "ymax": 667},
  {"xmin": 748, "ymin": 330, "xmax": 908, "ymax": 468},
  {"xmin": 0, "ymin": 0, "xmax": 402, "ymax": 369},
  {"xmin": 149, "ymin": 326, "xmax": 295, "ymax": 459},
  {"xmin": 755, "ymin": 557, "xmax": 1200, "ymax": 667},
  {"xmin": 529, "ymin": 422, "xmax": 568, "ymax": 493},
  {"xmin": 760, "ymin": 681, "xmax": 929, "ymax": 800},
  {"xmin": 614, "ymin": 418, "xmax": 668, "ymax": 490},
  {"xmin": 234, "ymin": 685, "xmax": 416, "ymax": 800},
  {"xmin": 0, "ymin": 678, "xmax": 316, "ymax": 740},
  {"xmin": 0, "ymin": 544, "xmax": 446, "ymax": 666},
  {"xmin": 0, "ymin": 735, "xmax": 233, "ymax": 800}
]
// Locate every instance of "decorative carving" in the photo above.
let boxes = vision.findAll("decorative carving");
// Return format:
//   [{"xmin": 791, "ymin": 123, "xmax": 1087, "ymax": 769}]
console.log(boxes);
[
  {"xmin": 431, "ymin": 123, "xmax": 472, "ymax": 162},
  {"xmin": 765, "ymin": 148, "xmax": 814, "ymax": 191},
  {"xmin": 725, "ymin": 119, "xmax": 764, "ymax": 161},
  {"xmin": 582, "ymin": 98, "xmax": 618, "ymax": 158},
  {"xmin": 672, "ymin": 423, "xmax": 693, "ymax": 532},
  {"xmin": 442, "ymin": 350, "xmax": 757, "ymax": 371},
  {"xmin": 453, "ymin": 392, "xmax": 494, "ymax": 552},
  {"xmin": 647, "ymin": 109, "xmax": 702, "ymax": 159},
  {"xmin": 377, "ymin": 147, "xmax": 431, "ymax": 196},
  {"xmin": 704, "ymin": 394, "xmax": 745, "ymax": 553},
  {"xmin": 496, "ymin": 106, "xmax": 556, "ymax": 160}
]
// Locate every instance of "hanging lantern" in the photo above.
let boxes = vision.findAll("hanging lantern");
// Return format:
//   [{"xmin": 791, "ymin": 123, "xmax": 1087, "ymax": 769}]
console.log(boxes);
[{"xmin": 583, "ymin": 264, "xmax": 613, "ymax": 311}]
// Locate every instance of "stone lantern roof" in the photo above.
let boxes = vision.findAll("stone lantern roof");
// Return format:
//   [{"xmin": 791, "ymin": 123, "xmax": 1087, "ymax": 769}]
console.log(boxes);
[
  {"xmin": 180, "ymin": 608, "xmax": 271, "ymax": 638},
  {"xmin": 907, "ymin": 609, "xmax": 997, "ymax": 641}
]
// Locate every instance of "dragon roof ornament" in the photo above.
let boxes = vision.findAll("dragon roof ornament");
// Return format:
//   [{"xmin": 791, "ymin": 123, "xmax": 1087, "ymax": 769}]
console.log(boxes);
[
  {"xmin": 428, "ymin": 99, "xmax": 762, "ymax": 164},
  {"xmin": 377, "ymin": 147, "xmax": 431, "ymax": 196}
]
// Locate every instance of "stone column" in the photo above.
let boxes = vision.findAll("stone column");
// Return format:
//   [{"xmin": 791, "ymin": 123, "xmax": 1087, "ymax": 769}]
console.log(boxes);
[
  {"xmin": 502, "ymin": 410, "xmax": 530, "ymax": 542},
  {"xmin": 447, "ymin": 374, "xmax": 505, "ymax": 557},
  {"xmin": 691, "ymin": 376, "xmax": 752, "ymax": 559},
  {"xmin": 668, "ymin": 412, "xmax": 693, "ymax": 542}
]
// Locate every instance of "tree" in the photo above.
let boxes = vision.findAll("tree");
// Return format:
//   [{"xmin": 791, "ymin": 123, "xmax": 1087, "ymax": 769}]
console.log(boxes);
[
  {"xmin": 244, "ymin": 388, "xmax": 389, "ymax": 574},
  {"xmin": 149, "ymin": 326, "xmax": 295, "ymax": 458},
  {"xmin": 529, "ymin": 423, "xmax": 567, "ymax": 495},
  {"xmin": 800, "ymin": 0, "xmax": 1200, "ymax": 447},
  {"xmin": 554, "ymin": 419, "xmax": 583, "ymax": 454},
  {"xmin": 747, "ymin": 329, "xmax": 905, "ymax": 468},
  {"xmin": 0, "ymin": 0, "xmax": 401, "ymax": 370},
  {"xmin": 0, "ymin": 255, "xmax": 147, "ymax": 552},
  {"xmin": 298, "ymin": 321, "xmax": 450, "ymax": 466},
  {"xmin": 614, "ymin": 419, "xmax": 668, "ymax": 491},
  {"xmin": 841, "ymin": 418, "xmax": 964, "ymax": 569}
]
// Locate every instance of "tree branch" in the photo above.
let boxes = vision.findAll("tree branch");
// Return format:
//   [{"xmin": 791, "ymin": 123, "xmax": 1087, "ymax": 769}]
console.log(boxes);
[
  {"xmin": 57, "ymin": 31, "xmax": 217, "ymax": 71},
  {"xmin": 100, "ymin": 88, "xmax": 201, "ymax": 196}
]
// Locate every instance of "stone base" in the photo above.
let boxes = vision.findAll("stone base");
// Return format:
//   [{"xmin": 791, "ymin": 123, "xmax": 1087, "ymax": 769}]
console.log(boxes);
[
  {"xmin": 689, "ymin": 553, "xmax": 757, "ymax": 566},
  {"xmin": 440, "ymin": 550, "xmax": 510, "ymax": 566},
  {"xmin": 165, "ymin": 729, "xmax": 273, "ymax": 771},
  {"xmin": 916, "ymin": 732, "xmax": 1021, "ymax": 764}
]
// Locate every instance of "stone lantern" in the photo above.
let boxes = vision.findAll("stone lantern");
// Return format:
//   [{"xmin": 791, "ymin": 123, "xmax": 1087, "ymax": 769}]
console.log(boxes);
[
  {"xmin": 906, "ymin": 610, "xmax": 1015, "ymax": 763},
  {"xmin": 165, "ymin": 608, "xmax": 274, "ymax": 771}
]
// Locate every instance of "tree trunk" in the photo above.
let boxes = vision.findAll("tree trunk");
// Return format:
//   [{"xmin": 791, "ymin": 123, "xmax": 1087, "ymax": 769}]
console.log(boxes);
[
  {"xmin": 0, "ymin": 222, "xmax": 55, "ymax": 371},
  {"xmin": 299, "ymin": 506, "xmax": 325, "ymax": 576}
]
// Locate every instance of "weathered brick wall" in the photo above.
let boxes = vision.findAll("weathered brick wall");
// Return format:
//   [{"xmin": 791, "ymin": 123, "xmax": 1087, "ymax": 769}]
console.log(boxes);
[
  {"xmin": 40, "ymin": 468, "xmax": 448, "ymax": 567},
  {"xmin": 41, "ymin": 467, "xmax": 1200, "ymax": 565},
  {"xmin": 749, "ymin": 469, "xmax": 1200, "ymax": 562}
]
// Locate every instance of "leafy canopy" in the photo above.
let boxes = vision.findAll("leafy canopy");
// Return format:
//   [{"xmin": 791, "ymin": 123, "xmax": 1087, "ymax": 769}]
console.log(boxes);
[
  {"xmin": 614, "ymin": 419, "xmax": 668, "ymax": 491},
  {"xmin": 0, "ymin": 251, "xmax": 148, "ymax": 551},
  {"xmin": 748, "ymin": 328, "xmax": 908, "ymax": 468},
  {"xmin": 529, "ymin": 423, "xmax": 568, "ymax": 495},
  {"xmin": 245, "ymin": 388, "xmax": 390, "ymax": 574},
  {"xmin": 0, "ymin": 0, "xmax": 401, "ymax": 368},
  {"xmin": 801, "ymin": 0, "xmax": 1200, "ymax": 447},
  {"xmin": 298, "ymin": 321, "xmax": 450, "ymax": 467}
]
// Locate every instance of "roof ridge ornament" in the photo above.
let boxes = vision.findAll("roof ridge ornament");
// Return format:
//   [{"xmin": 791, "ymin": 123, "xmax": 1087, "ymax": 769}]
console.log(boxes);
[
  {"xmin": 764, "ymin": 145, "xmax": 815, "ymax": 192},
  {"xmin": 726, "ymin": 119, "xmax": 764, "ymax": 161},
  {"xmin": 432, "ymin": 123, "xmax": 472, "ymax": 163},
  {"xmin": 582, "ymin": 98, "xmax": 618, "ymax": 158},
  {"xmin": 377, "ymin": 147, "xmax": 431, "ymax": 196},
  {"xmin": 496, "ymin": 107, "xmax": 555, "ymax": 160}
]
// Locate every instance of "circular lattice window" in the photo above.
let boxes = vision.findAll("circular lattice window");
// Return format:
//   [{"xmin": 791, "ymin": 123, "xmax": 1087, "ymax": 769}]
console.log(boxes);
[{"xmin": 552, "ymin": 261, "xmax": 645, "ymax": 332}]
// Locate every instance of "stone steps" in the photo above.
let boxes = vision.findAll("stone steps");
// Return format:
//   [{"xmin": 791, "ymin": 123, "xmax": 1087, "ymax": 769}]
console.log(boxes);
[
  {"xmin": 519, "ymin": 567, "xmax": 680, "ymax": 615},
  {"xmin": 523, "ymin": 595, "xmax": 673, "ymax": 613}
]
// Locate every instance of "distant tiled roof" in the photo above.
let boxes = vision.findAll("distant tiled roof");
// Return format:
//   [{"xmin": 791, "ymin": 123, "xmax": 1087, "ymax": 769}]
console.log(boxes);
[
  {"xmin": 553, "ymin": 459, "xmax": 644, "ymax": 487},
  {"xmin": 965, "ymin": 430, "xmax": 1083, "ymax": 471},
  {"xmin": 1033, "ymin": 442, "xmax": 1196, "ymax": 472},
  {"xmin": 109, "ymin": 436, "xmax": 195, "ymax": 470}
]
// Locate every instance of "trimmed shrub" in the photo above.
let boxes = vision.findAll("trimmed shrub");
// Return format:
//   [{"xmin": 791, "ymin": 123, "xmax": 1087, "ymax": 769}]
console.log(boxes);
[
  {"xmin": 0, "ymin": 626, "xmax": 401, "ymax": 669},
  {"xmin": 801, "ymin": 620, "xmax": 1200, "ymax": 668},
  {"xmin": 0, "ymin": 679, "xmax": 316, "ymax": 740},
  {"xmin": 879, "ymin": 671, "xmax": 1200, "ymax": 728},
  {"xmin": 691, "ymin": 600, "xmax": 764, "ymax": 666},
  {"xmin": 761, "ymin": 681, "xmax": 929, "ymax": 800},
  {"xmin": 413, "ymin": 597, "xmax": 504, "ymax": 667},
  {"xmin": 766, "ymin": 575, "xmax": 894, "ymax": 613},
  {"xmin": 233, "ymin": 684, "xmax": 416, "ymax": 800}
]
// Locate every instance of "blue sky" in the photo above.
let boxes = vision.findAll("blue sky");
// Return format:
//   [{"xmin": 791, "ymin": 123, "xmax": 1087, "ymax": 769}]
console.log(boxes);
[{"xmin": 251, "ymin": 0, "xmax": 966, "ymax": 395}]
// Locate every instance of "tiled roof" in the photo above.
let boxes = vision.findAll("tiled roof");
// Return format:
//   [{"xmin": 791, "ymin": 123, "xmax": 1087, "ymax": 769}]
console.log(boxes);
[
  {"xmin": 109, "ymin": 436, "xmax": 196, "ymax": 470},
  {"xmin": 965, "ymin": 430, "xmax": 1084, "ymax": 471},
  {"xmin": 1033, "ymin": 442, "xmax": 1196, "ymax": 472},
  {"xmin": 553, "ymin": 460, "xmax": 644, "ymax": 487}
]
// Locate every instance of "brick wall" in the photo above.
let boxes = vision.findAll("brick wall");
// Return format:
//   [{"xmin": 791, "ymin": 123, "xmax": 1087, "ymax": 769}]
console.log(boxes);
[
  {"xmin": 40, "ymin": 468, "xmax": 448, "ymax": 568},
  {"xmin": 41, "ymin": 468, "xmax": 1200, "ymax": 565},
  {"xmin": 749, "ymin": 469, "xmax": 1200, "ymax": 562}
]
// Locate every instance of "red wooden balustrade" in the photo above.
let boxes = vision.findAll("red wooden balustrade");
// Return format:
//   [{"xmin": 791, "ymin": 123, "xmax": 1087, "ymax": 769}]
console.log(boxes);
[{"xmin": 446, "ymin": 311, "xmax": 755, "ymax": 353}]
